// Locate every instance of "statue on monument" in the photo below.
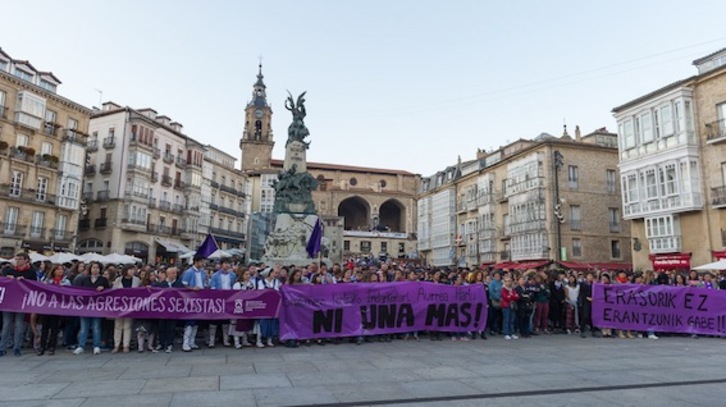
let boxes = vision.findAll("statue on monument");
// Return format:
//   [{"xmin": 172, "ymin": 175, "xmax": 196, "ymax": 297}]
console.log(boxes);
[{"xmin": 285, "ymin": 91, "xmax": 310, "ymax": 148}]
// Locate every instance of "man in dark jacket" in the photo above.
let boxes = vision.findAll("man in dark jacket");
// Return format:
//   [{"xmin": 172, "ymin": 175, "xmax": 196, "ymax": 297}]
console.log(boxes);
[{"xmin": 0, "ymin": 252, "xmax": 39, "ymax": 356}]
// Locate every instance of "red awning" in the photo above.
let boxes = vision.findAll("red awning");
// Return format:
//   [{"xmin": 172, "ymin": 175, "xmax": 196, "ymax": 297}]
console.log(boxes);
[
  {"xmin": 558, "ymin": 261, "xmax": 633, "ymax": 271},
  {"xmin": 713, "ymin": 250, "xmax": 726, "ymax": 260},
  {"xmin": 492, "ymin": 260, "xmax": 550, "ymax": 270}
]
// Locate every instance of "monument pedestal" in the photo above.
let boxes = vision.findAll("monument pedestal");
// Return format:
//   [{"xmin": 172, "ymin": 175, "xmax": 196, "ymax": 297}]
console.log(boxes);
[{"xmin": 262, "ymin": 214, "xmax": 322, "ymax": 267}]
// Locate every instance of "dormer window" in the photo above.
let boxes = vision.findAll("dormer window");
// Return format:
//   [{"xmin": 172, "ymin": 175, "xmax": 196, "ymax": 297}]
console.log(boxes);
[
  {"xmin": 0, "ymin": 60, "xmax": 7, "ymax": 72},
  {"xmin": 14, "ymin": 68, "xmax": 33, "ymax": 82},
  {"xmin": 39, "ymin": 79, "xmax": 57, "ymax": 93}
]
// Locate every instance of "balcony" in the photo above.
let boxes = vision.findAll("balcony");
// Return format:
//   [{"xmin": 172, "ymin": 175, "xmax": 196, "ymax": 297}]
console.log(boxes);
[
  {"xmin": 85, "ymin": 164, "xmax": 96, "ymax": 175},
  {"xmin": 87, "ymin": 139, "xmax": 98, "ymax": 152},
  {"xmin": 219, "ymin": 206, "xmax": 243, "ymax": 217},
  {"xmin": 220, "ymin": 184, "xmax": 237, "ymax": 195},
  {"xmin": 103, "ymin": 137, "xmax": 116, "ymax": 149},
  {"xmin": 50, "ymin": 229, "xmax": 73, "ymax": 241},
  {"xmin": 500, "ymin": 250, "xmax": 510, "ymax": 261},
  {"xmin": 152, "ymin": 147, "xmax": 160, "ymax": 159},
  {"xmin": 94, "ymin": 218, "xmax": 107, "ymax": 229},
  {"xmin": 209, "ymin": 203, "xmax": 219, "ymax": 211},
  {"xmin": 62, "ymin": 129, "xmax": 86, "ymax": 146},
  {"xmin": 43, "ymin": 122, "xmax": 60, "ymax": 137},
  {"xmin": 148, "ymin": 224, "xmax": 172, "ymax": 235},
  {"xmin": 82, "ymin": 191, "xmax": 93, "ymax": 202},
  {"xmin": 159, "ymin": 200, "xmax": 171, "ymax": 211},
  {"xmin": 129, "ymin": 136, "xmax": 152, "ymax": 151},
  {"xmin": 151, "ymin": 172, "xmax": 159, "ymax": 183},
  {"xmin": 476, "ymin": 193, "xmax": 493, "ymax": 206},
  {"xmin": 100, "ymin": 161, "xmax": 113, "ymax": 174},
  {"xmin": 209, "ymin": 227, "xmax": 246, "ymax": 241},
  {"xmin": 97, "ymin": 190, "xmax": 110, "ymax": 201},
  {"xmin": 478, "ymin": 228, "xmax": 497, "ymax": 240},
  {"xmin": 36, "ymin": 155, "xmax": 59, "ymax": 169},
  {"xmin": 8, "ymin": 147, "xmax": 34, "ymax": 162},
  {"xmin": 175, "ymin": 156, "xmax": 186, "ymax": 169},
  {"xmin": 78, "ymin": 218, "xmax": 90, "ymax": 231},
  {"xmin": 1, "ymin": 223, "xmax": 27, "ymax": 238},
  {"xmin": 161, "ymin": 175, "xmax": 172, "ymax": 187},
  {"xmin": 210, "ymin": 180, "xmax": 220, "ymax": 188},
  {"xmin": 163, "ymin": 152, "xmax": 174, "ymax": 164},
  {"xmin": 28, "ymin": 226, "xmax": 45, "ymax": 239},
  {"xmin": 120, "ymin": 218, "xmax": 147, "ymax": 232},
  {"xmin": 706, "ymin": 118, "xmax": 726, "ymax": 144},
  {"xmin": 648, "ymin": 235, "xmax": 682, "ymax": 254},
  {"xmin": 173, "ymin": 179, "xmax": 185, "ymax": 189},
  {"xmin": 172, "ymin": 203, "xmax": 184, "ymax": 213},
  {"xmin": 148, "ymin": 197, "xmax": 157, "ymax": 208},
  {"xmin": 0, "ymin": 106, "xmax": 7, "ymax": 119},
  {"xmin": 712, "ymin": 186, "xmax": 726, "ymax": 208},
  {"xmin": 0, "ymin": 184, "xmax": 56, "ymax": 206},
  {"xmin": 609, "ymin": 222, "xmax": 621, "ymax": 233}
]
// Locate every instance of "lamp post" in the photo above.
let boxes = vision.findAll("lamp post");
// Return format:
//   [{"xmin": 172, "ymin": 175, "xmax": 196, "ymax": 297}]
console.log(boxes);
[{"xmin": 553, "ymin": 150, "xmax": 564, "ymax": 261}]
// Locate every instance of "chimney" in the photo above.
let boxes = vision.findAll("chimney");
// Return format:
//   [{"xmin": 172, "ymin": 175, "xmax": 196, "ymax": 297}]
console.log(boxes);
[{"xmin": 575, "ymin": 125, "xmax": 581, "ymax": 142}]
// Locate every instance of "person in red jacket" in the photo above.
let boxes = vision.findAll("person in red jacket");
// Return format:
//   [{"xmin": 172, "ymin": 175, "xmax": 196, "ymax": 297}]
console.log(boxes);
[{"xmin": 501, "ymin": 277, "xmax": 520, "ymax": 340}]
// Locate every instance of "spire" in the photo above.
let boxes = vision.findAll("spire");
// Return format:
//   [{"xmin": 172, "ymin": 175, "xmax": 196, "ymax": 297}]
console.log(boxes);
[{"xmin": 249, "ymin": 61, "xmax": 268, "ymax": 108}]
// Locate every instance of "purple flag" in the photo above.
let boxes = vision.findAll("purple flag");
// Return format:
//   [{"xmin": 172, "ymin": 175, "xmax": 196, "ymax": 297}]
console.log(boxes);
[
  {"xmin": 196, "ymin": 233, "xmax": 219, "ymax": 259},
  {"xmin": 306, "ymin": 218, "xmax": 323, "ymax": 258}
]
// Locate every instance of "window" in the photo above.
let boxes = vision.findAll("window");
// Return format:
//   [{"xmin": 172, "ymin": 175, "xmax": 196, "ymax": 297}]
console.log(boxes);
[
  {"xmin": 16, "ymin": 134, "xmax": 29, "ymax": 147},
  {"xmin": 640, "ymin": 112, "xmax": 653, "ymax": 143},
  {"xmin": 622, "ymin": 119, "xmax": 635, "ymax": 149},
  {"xmin": 644, "ymin": 169, "xmax": 657, "ymax": 199},
  {"xmin": 41, "ymin": 142, "xmax": 53, "ymax": 156},
  {"xmin": 661, "ymin": 164, "xmax": 677, "ymax": 196},
  {"xmin": 68, "ymin": 118, "xmax": 78, "ymax": 130},
  {"xmin": 380, "ymin": 241, "xmax": 388, "ymax": 253},
  {"xmin": 4, "ymin": 207, "xmax": 19, "ymax": 233},
  {"xmin": 360, "ymin": 240, "xmax": 371, "ymax": 253},
  {"xmin": 37, "ymin": 177, "xmax": 48, "ymax": 201},
  {"xmin": 0, "ymin": 90, "xmax": 5, "ymax": 110},
  {"xmin": 567, "ymin": 166, "xmax": 578, "ymax": 189},
  {"xmin": 343, "ymin": 240, "xmax": 350, "ymax": 251},
  {"xmin": 610, "ymin": 240, "xmax": 621, "ymax": 259},
  {"xmin": 14, "ymin": 68, "xmax": 33, "ymax": 82},
  {"xmin": 39, "ymin": 79, "xmax": 57, "ymax": 93},
  {"xmin": 608, "ymin": 208, "xmax": 620, "ymax": 232},
  {"xmin": 399, "ymin": 242, "xmax": 405, "ymax": 253},
  {"xmin": 30, "ymin": 211, "xmax": 44, "ymax": 238},
  {"xmin": 572, "ymin": 238, "xmax": 582, "ymax": 257},
  {"xmin": 55, "ymin": 215, "xmax": 68, "ymax": 238},
  {"xmin": 569, "ymin": 205, "xmax": 581, "ymax": 230},
  {"xmin": 660, "ymin": 105, "xmax": 674, "ymax": 137},
  {"xmin": 10, "ymin": 170, "xmax": 23, "ymax": 197},
  {"xmin": 606, "ymin": 170, "xmax": 616, "ymax": 194},
  {"xmin": 350, "ymin": 177, "xmax": 358, "ymax": 186},
  {"xmin": 625, "ymin": 174, "xmax": 638, "ymax": 203}
]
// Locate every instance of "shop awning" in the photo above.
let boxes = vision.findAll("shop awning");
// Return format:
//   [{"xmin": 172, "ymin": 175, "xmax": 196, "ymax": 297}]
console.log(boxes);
[
  {"xmin": 492, "ymin": 260, "xmax": 551, "ymax": 270},
  {"xmin": 558, "ymin": 261, "xmax": 633, "ymax": 272},
  {"xmin": 155, "ymin": 240, "xmax": 192, "ymax": 253},
  {"xmin": 649, "ymin": 253, "xmax": 691, "ymax": 271}
]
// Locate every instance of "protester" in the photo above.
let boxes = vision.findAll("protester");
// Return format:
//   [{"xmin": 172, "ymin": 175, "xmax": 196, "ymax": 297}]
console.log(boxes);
[
  {"xmin": 37, "ymin": 264, "xmax": 70, "ymax": 356},
  {"xmin": 500, "ymin": 277, "xmax": 519, "ymax": 340},
  {"xmin": 74, "ymin": 261, "xmax": 110, "ymax": 355},
  {"xmin": 111, "ymin": 265, "xmax": 140, "ymax": 353},
  {"xmin": 209, "ymin": 260, "xmax": 236, "ymax": 347},
  {"xmin": 0, "ymin": 253, "xmax": 39, "ymax": 356},
  {"xmin": 180, "ymin": 256, "xmax": 209, "ymax": 352}
]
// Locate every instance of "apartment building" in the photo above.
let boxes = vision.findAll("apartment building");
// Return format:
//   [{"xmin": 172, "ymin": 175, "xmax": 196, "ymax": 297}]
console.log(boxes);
[
  {"xmin": 79, "ymin": 103, "xmax": 206, "ymax": 263},
  {"xmin": 418, "ymin": 128, "xmax": 631, "ymax": 269},
  {"xmin": 0, "ymin": 48, "xmax": 91, "ymax": 256},
  {"xmin": 613, "ymin": 47, "xmax": 726, "ymax": 271}
]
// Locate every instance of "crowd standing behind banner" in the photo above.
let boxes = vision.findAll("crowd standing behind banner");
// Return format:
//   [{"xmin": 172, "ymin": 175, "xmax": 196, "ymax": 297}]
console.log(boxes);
[{"xmin": 2, "ymin": 251, "xmax": 726, "ymax": 357}]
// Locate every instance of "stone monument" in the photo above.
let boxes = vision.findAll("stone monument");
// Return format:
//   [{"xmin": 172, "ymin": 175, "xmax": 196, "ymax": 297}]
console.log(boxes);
[{"xmin": 262, "ymin": 92, "xmax": 329, "ymax": 266}]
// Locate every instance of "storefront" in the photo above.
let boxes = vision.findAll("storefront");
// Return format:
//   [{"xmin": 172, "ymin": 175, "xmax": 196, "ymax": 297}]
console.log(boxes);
[{"xmin": 649, "ymin": 253, "xmax": 691, "ymax": 271}]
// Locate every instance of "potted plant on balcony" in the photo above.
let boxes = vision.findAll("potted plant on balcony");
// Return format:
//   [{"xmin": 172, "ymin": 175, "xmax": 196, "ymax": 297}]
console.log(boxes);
[{"xmin": 25, "ymin": 147, "xmax": 36, "ymax": 157}]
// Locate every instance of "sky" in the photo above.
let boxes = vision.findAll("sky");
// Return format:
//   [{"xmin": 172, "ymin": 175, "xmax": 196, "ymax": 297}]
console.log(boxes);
[{"xmin": 2, "ymin": 0, "xmax": 726, "ymax": 176}]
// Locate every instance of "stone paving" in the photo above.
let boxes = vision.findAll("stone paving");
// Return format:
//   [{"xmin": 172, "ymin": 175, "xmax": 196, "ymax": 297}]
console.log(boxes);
[{"xmin": 1, "ymin": 334, "xmax": 725, "ymax": 406}]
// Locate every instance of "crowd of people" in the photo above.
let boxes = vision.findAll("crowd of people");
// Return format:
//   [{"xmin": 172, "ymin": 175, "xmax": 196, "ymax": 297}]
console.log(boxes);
[{"xmin": 1, "ymin": 251, "xmax": 725, "ymax": 357}]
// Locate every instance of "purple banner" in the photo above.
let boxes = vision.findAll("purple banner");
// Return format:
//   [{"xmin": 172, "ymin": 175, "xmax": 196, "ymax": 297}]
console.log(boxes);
[
  {"xmin": 279, "ymin": 282, "xmax": 488, "ymax": 340},
  {"xmin": 0, "ymin": 279, "xmax": 281, "ymax": 320},
  {"xmin": 593, "ymin": 283, "xmax": 726, "ymax": 336}
]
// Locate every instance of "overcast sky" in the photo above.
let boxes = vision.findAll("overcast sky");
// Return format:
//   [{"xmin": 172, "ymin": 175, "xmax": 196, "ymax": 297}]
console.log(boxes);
[{"xmin": 3, "ymin": 0, "xmax": 726, "ymax": 175}]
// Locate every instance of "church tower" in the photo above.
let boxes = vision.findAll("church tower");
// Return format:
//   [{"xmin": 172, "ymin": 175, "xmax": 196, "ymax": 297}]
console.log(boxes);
[{"xmin": 240, "ymin": 63, "xmax": 274, "ymax": 172}]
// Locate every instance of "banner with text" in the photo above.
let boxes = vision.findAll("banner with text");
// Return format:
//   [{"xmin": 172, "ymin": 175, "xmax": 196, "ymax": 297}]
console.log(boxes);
[
  {"xmin": 279, "ymin": 282, "xmax": 488, "ymax": 340},
  {"xmin": 0, "ymin": 279, "xmax": 280, "ymax": 320},
  {"xmin": 592, "ymin": 283, "xmax": 726, "ymax": 336}
]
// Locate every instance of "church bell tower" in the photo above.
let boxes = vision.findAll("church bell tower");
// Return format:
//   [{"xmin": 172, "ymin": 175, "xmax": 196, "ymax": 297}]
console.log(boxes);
[{"xmin": 240, "ymin": 63, "xmax": 274, "ymax": 172}]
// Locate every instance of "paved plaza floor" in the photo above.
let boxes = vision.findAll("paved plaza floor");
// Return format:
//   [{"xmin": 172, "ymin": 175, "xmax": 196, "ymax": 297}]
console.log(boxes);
[{"xmin": 1, "ymin": 334, "xmax": 725, "ymax": 406}]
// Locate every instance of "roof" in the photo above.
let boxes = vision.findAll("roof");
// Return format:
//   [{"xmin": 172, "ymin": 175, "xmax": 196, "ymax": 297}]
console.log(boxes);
[
  {"xmin": 693, "ymin": 47, "xmax": 726, "ymax": 65},
  {"xmin": 611, "ymin": 77, "xmax": 694, "ymax": 113},
  {"xmin": 12, "ymin": 59, "xmax": 37, "ymax": 72},
  {"xmin": 269, "ymin": 159, "xmax": 415, "ymax": 176},
  {"xmin": 37, "ymin": 71, "xmax": 62, "ymax": 84}
]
